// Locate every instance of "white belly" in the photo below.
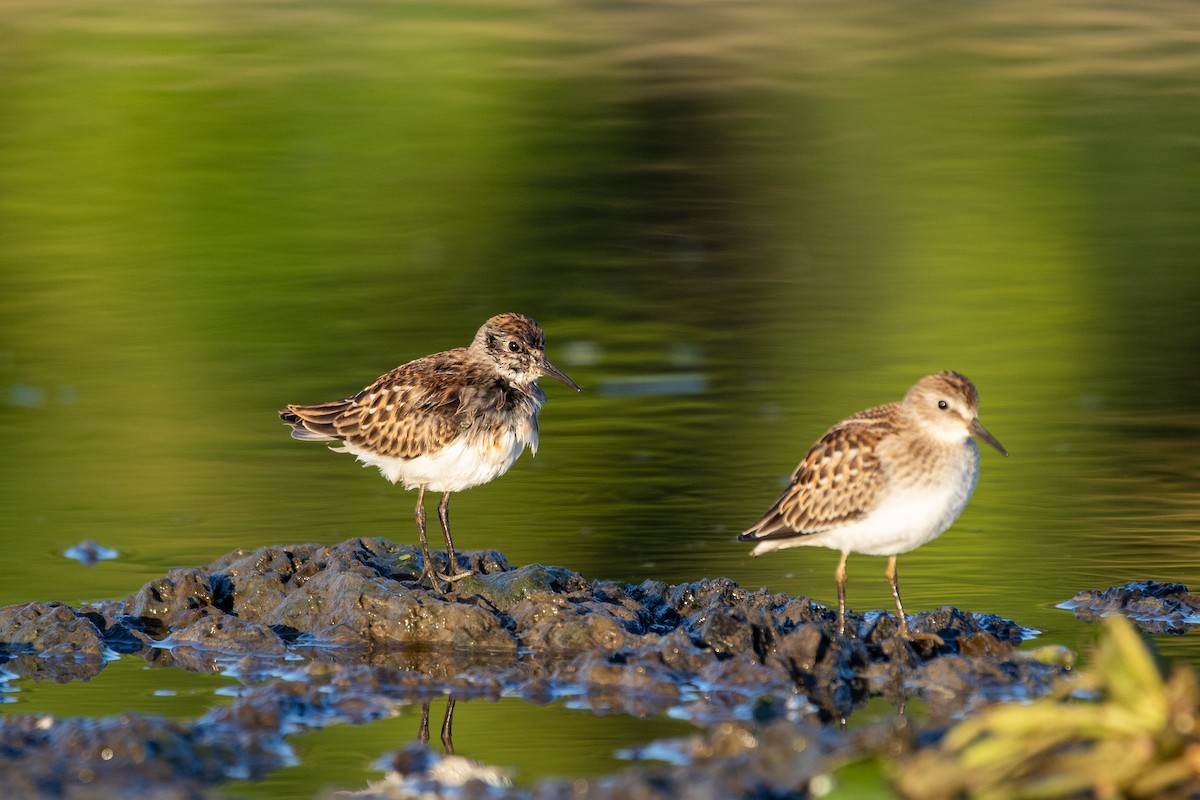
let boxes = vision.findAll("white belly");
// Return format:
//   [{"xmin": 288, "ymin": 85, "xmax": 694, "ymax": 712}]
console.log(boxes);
[
  {"xmin": 752, "ymin": 447, "xmax": 981, "ymax": 557},
  {"xmin": 338, "ymin": 429, "xmax": 534, "ymax": 493},
  {"xmin": 807, "ymin": 480, "xmax": 973, "ymax": 555}
]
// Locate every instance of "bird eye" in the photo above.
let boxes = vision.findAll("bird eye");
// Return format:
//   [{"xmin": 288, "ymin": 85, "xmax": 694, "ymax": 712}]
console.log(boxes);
[
  {"xmin": 507, "ymin": 341, "xmax": 521, "ymax": 353},
  {"xmin": 937, "ymin": 400, "xmax": 949, "ymax": 410}
]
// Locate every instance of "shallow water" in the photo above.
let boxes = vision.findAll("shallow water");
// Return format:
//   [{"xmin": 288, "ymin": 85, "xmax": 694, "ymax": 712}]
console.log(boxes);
[{"xmin": 2, "ymin": 0, "xmax": 1199, "ymax": 795}]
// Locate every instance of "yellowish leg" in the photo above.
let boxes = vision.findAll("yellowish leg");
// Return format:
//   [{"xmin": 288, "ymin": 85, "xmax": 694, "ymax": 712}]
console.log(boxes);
[
  {"xmin": 886, "ymin": 554, "xmax": 909, "ymax": 636},
  {"xmin": 836, "ymin": 552, "xmax": 849, "ymax": 636},
  {"xmin": 886, "ymin": 556, "xmax": 943, "ymax": 643}
]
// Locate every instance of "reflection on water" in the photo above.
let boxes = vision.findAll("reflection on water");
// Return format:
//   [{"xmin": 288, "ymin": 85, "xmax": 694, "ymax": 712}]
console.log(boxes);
[
  {"xmin": 63, "ymin": 539, "xmax": 120, "ymax": 566},
  {"xmin": 223, "ymin": 696, "xmax": 694, "ymax": 797},
  {"xmin": 2, "ymin": 0, "xmax": 1200, "ymax": 793},
  {"xmin": 418, "ymin": 697, "xmax": 457, "ymax": 755}
]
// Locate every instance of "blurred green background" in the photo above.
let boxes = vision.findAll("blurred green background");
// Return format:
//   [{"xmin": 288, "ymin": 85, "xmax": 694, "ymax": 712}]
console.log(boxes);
[{"xmin": 2, "ymin": 0, "xmax": 1199, "ymax": 795}]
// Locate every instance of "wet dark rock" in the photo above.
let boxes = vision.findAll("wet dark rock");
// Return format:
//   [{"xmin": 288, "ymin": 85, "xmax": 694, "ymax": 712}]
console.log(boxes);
[
  {"xmin": 1060, "ymin": 580, "xmax": 1200, "ymax": 634},
  {"xmin": 458, "ymin": 563, "xmax": 590, "ymax": 612},
  {"xmin": 908, "ymin": 651, "xmax": 1065, "ymax": 718},
  {"xmin": 122, "ymin": 568, "xmax": 218, "ymax": 637},
  {"xmin": 770, "ymin": 621, "xmax": 827, "ymax": 675},
  {"xmin": 694, "ymin": 607, "xmax": 756, "ymax": 657},
  {"xmin": 352, "ymin": 591, "xmax": 516, "ymax": 652},
  {"xmin": 78, "ymin": 608, "xmax": 153, "ymax": 654},
  {"xmin": 651, "ymin": 626, "xmax": 702, "ymax": 673},
  {"xmin": 583, "ymin": 657, "xmax": 683, "ymax": 716},
  {"xmin": 785, "ymin": 628, "xmax": 869, "ymax": 716},
  {"xmin": 510, "ymin": 593, "xmax": 630, "ymax": 652},
  {"xmin": 103, "ymin": 540, "xmax": 522, "ymax": 653},
  {"xmin": 170, "ymin": 615, "xmax": 288, "ymax": 655},
  {"xmin": 0, "ymin": 538, "xmax": 1073, "ymax": 797},
  {"xmin": 216, "ymin": 543, "xmax": 375, "ymax": 621},
  {"xmin": 956, "ymin": 630, "xmax": 1013, "ymax": 659},
  {"xmin": 93, "ymin": 539, "xmax": 1066, "ymax": 722},
  {"xmin": 0, "ymin": 602, "xmax": 106, "ymax": 660}
]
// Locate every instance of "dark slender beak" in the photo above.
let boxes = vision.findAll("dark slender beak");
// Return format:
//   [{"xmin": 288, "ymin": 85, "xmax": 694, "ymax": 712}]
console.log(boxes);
[
  {"xmin": 969, "ymin": 417, "xmax": 1008, "ymax": 456},
  {"xmin": 540, "ymin": 356, "xmax": 581, "ymax": 392}
]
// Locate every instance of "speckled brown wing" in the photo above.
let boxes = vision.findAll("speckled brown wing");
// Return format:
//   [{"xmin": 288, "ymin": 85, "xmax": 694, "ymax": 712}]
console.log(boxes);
[
  {"xmin": 282, "ymin": 349, "xmax": 475, "ymax": 459},
  {"xmin": 739, "ymin": 403, "xmax": 898, "ymax": 541}
]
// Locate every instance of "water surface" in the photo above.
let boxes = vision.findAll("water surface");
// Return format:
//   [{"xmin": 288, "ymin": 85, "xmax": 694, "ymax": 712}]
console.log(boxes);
[{"xmin": 2, "ymin": 0, "xmax": 1199, "ymax": 794}]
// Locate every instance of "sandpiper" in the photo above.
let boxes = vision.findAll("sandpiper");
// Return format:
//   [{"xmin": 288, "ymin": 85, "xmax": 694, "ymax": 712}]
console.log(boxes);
[
  {"xmin": 280, "ymin": 313, "xmax": 580, "ymax": 587},
  {"xmin": 739, "ymin": 371, "xmax": 1007, "ymax": 638}
]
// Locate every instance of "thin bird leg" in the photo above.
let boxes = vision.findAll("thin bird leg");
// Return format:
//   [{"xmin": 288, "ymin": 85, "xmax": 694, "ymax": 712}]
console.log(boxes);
[
  {"xmin": 835, "ymin": 551, "xmax": 849, "ymax": 636},
  {"xmin": 440, "ymin": 696, "xmax": 456, "ymax": 754},
  {"xmin": 886, "ymin": 554, "xmax": 910, "ymax": 636},
  {"xmin": 414, "ymin": 486, "xmax": 441, "ymax": 588},
  {"xmin": 438, "ymin": 492, "xmax": 457, "ymax": 577},
  {"xmin": 887, "ymin": 555, "xmax": 942, "ymax": 644},
  {"xmin": 417, "ymin": 700, "xmax": 431, "ymax": 745},
  {"xmin": 436, "ymin": 493, "xmax": 475, "ymax": 583}
]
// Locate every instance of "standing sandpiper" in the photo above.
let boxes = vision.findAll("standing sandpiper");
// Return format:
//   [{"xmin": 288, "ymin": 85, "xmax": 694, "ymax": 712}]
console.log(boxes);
[
  {"xmin": 280, "ymin": 313, "xmax": 580, "ymax": 587},
  {"xmin": 739, "ymin": 371, "xmax": 1007, "ymax": 638}
]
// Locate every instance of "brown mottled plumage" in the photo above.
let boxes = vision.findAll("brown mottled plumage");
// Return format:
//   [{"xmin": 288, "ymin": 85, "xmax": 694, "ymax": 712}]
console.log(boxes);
[
  {"xmin": 280, "ymin": 313, "xmax": 580, "ymax": 587},
  {"xmin": 739, "ymin": 371, "xmax": 1007, "ymax": 638}
]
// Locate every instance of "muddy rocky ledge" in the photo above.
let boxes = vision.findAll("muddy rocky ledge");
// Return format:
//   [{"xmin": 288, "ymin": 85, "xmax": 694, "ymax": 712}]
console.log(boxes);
[{"xmin": 0, "ymin": 537, "xmax": 1067, "ymax": 798}]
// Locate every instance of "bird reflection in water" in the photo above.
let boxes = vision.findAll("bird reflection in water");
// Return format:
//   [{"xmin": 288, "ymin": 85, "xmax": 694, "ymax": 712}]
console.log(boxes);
[{"xmin": 417, "ymin": 696, "xmax": 456, "ymax": 754}]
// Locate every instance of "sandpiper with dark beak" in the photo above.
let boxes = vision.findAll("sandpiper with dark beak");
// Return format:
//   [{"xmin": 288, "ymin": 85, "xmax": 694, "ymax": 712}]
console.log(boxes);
[
  {"xmin": 739, "ymin": 371, "xmax": 1007, "ymax": 638},
  {"xmin": 281, "ymin": 313, "xmax": 580, "ymax": 588}
]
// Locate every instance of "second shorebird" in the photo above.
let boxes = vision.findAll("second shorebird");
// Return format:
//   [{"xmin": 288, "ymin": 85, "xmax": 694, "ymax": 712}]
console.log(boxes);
[
  {"xmin": 280, "ymin": 313, "xmax": 580, "ymax": 587},
  {"xmin": 739, "ymin": 371, "xmax": 1007, "ymax": 638}
]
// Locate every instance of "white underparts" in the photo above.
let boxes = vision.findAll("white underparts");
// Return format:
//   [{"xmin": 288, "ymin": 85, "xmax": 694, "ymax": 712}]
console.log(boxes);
[
  {"xmin": 750, "ymin": 442, "xmax": 981, "ymax": 557},
  {"xmin": 333, "ymin": 428, "xmax": 536, "ymax": 493}
]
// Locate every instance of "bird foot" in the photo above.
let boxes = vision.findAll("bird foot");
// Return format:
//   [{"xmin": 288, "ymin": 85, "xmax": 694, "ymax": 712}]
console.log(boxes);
[
  {"xmin": 414, "ymin": 567, "xmax": 475, "ymax": 594},
  {"xmin": 417, "ymin": 573, "xmax": 446, "ymax": 593},
  {"xmin": 900, "ymin": 629, "xmax": 944, "ymax": 646},
  {"xmin": 416, "ymin": 563, "xmax": 453, "ymax": 594}
]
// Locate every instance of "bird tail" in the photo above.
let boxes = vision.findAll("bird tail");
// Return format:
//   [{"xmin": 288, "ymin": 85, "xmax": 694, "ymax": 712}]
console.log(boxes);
[
  {"xmin": 737, "ymin": 493, "xmax": 808, "ymax": 544},
  {"xmin": 737, "ymin": 510, "xmax": 792, "ymax": 543},
  {"xmin": 279, "ymin": 402, "xmax": 347, "ymax": 442}
]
